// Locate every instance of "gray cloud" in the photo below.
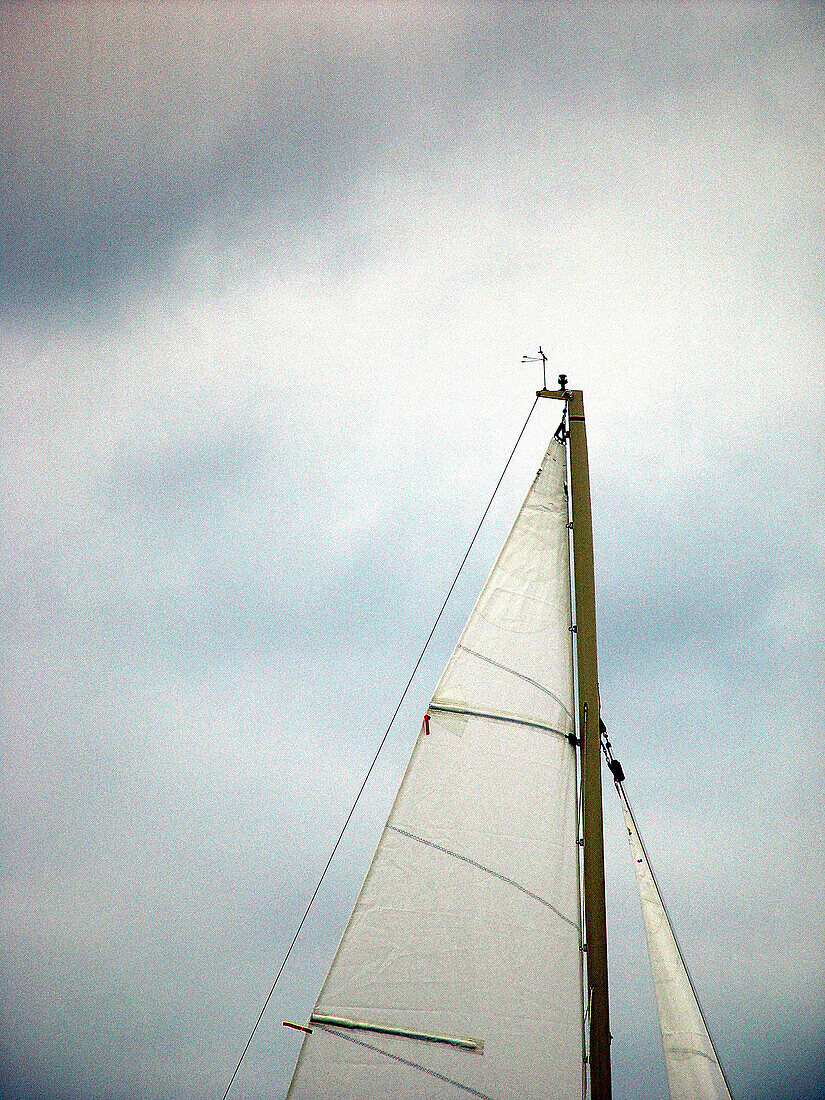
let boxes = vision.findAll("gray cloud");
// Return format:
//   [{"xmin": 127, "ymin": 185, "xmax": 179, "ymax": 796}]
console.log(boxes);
[
  {"xmin": 4, "ymin": 3, "xmax": 822, "ymax": 316},
  {"xmin": 1, "ymin": 4, "xmax": 413, "ymax": 313},
  {"xmin": 2, "ymin": 5, "xmax": 824, "ymax": 1100}
]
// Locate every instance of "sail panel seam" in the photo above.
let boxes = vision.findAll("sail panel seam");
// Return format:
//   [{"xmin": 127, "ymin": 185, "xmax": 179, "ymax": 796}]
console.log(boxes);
[
  {"xmin": 313, "ymin": 1024, "xmax": 498, "ymax": 1100},
  {"xmin": 387, "ymin": 825, "xmax": 578, "ymax": 930},
  {"xmin": 428, "ymin": 703, "xmax": 568, "ymax": 741},
  {"xmin": 455, "ymin": 643, "xmax": 573, "ymax": 720},
  {"xmin": 661, "ymin": 1040, "xmax": 717, "ymax": 1063}
]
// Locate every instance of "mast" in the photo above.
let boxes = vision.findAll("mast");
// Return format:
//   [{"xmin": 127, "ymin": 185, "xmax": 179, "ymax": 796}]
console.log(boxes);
[
  {"xmin": 541, "ymin": 382, "xmax": 612, "ymax": 1100},
  {"xmin": 568, "ymin": 389, "xmax": 611, "ymax": 1100}
]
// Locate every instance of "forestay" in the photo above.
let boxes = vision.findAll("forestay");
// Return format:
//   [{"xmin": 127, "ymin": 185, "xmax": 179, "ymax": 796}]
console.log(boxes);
[
  {"xmin": 620, "ymin": 792, "xmax": 733, "ymax": 1100},
  {"xmin": 287, "ymin": 439, "xmax": 584, "ymax": 1099}
]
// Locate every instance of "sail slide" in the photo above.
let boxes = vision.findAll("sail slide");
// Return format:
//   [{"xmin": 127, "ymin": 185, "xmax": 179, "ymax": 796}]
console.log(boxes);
[
  {"xmin": 287, "ymin": 440, "xmax": 584, "ymax": 1099},
  {"xmin": 620, "ymin": 789, "xmax": 733, "ymax": 1100}
]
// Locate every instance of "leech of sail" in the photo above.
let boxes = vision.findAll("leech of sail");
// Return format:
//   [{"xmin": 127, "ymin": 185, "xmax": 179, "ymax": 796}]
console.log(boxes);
[
  {"xmin": 309, "ymin": 1014, "xmax": 482, "ymax": 1052},
  {"xmin": 428, "ymin": 703, "xmax": 568, "ymax": 741}
]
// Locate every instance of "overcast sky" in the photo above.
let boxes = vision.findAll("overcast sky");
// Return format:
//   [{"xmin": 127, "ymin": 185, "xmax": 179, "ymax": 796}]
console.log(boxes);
[{"xmin": 2, "ymin": 4, "xmax": 823, "ymax": 1100}]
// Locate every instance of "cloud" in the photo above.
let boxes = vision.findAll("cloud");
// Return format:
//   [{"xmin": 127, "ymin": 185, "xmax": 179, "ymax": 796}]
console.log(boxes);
[
  {"xmin": 0, "ymin": 3, "xmax": 417, "ymax": 311},
  {"xmin": 2, "ymin": 5, "xmax": 824, "ymax": 1100},
  {"xmin": 4, "ymin": 2, "xmax": 822, "ymax": 318}
]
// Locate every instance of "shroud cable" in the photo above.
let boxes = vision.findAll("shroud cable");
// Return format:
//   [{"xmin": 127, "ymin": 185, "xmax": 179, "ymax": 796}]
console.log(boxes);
[{"xmin": 220, "ymin": 395, "xmax": 540, "ymax": 1100}]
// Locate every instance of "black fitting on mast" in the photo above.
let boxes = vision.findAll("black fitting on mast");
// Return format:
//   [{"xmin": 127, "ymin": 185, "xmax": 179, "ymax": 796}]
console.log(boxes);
[
  {"xmin": 608, "ymin": 758, "xmax": 625, "ymax": 784},
  {"xmin": 553, "ymin": 376, "xmax": 570, "ymax": 442},
  {"xmin": 600, "ymin": 718, "xmax": 625, "ymax": 785}
]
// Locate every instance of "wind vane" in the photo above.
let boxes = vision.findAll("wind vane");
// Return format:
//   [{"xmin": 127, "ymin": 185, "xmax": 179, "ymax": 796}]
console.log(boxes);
[{"xmin": 522, "ymin": 346, "xmax": 548, "ymax": 390}]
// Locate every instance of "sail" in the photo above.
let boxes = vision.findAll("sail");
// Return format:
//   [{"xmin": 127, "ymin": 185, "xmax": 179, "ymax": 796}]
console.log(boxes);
[
  {"xmin": 287, "ymin": 439, "xmax": 584, "ymax": 1099},
  {"xmin": 620, "ymin": 788, "xmax": 732, "ymax": 1100}
]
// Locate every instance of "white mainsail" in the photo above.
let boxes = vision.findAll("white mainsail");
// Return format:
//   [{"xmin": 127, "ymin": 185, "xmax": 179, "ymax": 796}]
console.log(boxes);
[
  {"xmin": 619, "ymin": 787, "xmax": 732, "ymax": 1100},
  {"xmin": 286, "ymin": 438, "xmax": 584, "ymax": 1099}
]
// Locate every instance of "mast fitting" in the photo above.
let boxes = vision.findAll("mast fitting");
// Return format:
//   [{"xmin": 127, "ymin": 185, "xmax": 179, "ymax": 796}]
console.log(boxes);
[
  {"xmin": 608, "ymin": 758, "xmax": 625, "ymax": 784},
  {"xmin": 522, "ymin": 346, "xmax": 548, "ymax": 389}
]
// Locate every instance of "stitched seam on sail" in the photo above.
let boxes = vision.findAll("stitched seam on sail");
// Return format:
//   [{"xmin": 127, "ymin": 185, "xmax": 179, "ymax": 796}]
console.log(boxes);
[
  {"xmin": 662, "ymin": 1038, "xmax": 717, "ymax": 1062},
  {"xmin": 388, "ymin": 825, "xmax": 578, "ymax": 930},
  {"xmin": 456, "ymin": 643, "xmax": 573, "ymax": 721},
  {"xmin": 313, "ymin": 1025, "xmax": 497, "ymax": 1100},
  {"xmin": 428, "ymin": 703, "xmax": 567, "ymax": 741}
]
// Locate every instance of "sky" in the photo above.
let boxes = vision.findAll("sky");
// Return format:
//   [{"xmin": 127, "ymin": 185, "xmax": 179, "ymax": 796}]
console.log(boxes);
[{"xmin": 1, "ymin": 3, "xmax": 823, "ymax": 1099}]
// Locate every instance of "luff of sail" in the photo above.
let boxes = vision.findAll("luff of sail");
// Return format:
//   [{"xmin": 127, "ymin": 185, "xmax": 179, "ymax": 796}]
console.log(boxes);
[
  {"xmin": 619, "ymin": 787, "xmax": 733, "ymax": 1100},
  {"xmin": 286, "ymin": 439, "xmax": 584, "ymax": 1099}
]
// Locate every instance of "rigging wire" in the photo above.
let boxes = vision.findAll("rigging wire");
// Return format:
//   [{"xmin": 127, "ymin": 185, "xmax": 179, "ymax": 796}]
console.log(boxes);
[{"xmin": 220, "ymin": 394, "xmax": 540, "ymax": 1100}]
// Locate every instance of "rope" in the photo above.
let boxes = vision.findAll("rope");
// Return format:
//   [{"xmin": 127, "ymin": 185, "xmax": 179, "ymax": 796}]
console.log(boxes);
[{"xmin": 219, "ymin": 395, "xmax": 539, "ymax": 1100}]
